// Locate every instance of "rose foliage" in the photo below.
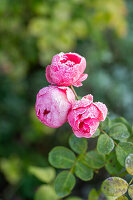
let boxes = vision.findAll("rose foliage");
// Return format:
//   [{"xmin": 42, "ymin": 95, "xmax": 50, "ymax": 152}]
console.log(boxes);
[{"xmin": 34, "ymin": 53, "xmax": 133, "ymax": 200}]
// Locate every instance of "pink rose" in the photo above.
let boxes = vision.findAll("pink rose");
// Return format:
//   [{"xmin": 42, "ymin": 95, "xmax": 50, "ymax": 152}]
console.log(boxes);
[
  {"xmin": 35, "ymin": 86, "xmax": 75, "ymax": 128},
  {"xmin": 68, "ymin": 94, "xmax": 108, "ymax": 138},
  {"xmin": 46, "ymin": 52, "xmax": 88, "ymax": 87}
]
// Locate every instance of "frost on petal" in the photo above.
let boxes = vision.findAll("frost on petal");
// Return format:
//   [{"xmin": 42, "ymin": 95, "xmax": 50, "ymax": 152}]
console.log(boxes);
[
  {"xmin": 82, "ymin": 94, "xmax": 93, "ymax": 102},
  {"xmin": 46, "ymin": 52, "xmax": 87, "ymax": 87},
  {"xmin": 75, "ymin": 107, "xmax": 86, "ymax": 115},
  {"xmin": 81, "ymin": 104, "xmax": 100, "ymax": 120},
  {"xmin": 58, "ymin": 86, "xmax": 75, "ymax": 104},
  {"xmin": 65, "ymin": 53, "xmax": 82, "ymax": 64},
  {"xmin": 68, "ymin": 110, "xmax": 79, "ymax": 130},
  {"xmin": 66, "ymin": 88, "xmax": 75, "ymax": 104},
  {"xmin": 73, "ymin": 73, "xmax": 88, "ymax": 87},
  {"xmin": 35, "ymin": 86, "xmax": 73, "ymax": 128},
  {"xmin": 52, "ymin": 53, "xmax": 63, "ymax": 67},
  {"xmin": 73, "ymin": 81, "xmax": 83, "ymax": 87},
  {"xmin": 38, "ymin": 87, "xmax": 48, "ymax": 97},
  {"xmin": 78, "ymin": 73, "xmax": 88, "ymax": 82},
  {"xmin": 72, "ymin": 117, "xmax": 99, "ymax": 138},
  {"xmin": 84, "ymin": 118, "xmax": 99, "ymax": 136},
  {"xmin": 68, "ymin": 94, "xmax": 107, "ymax": 139},
  {"xmin": 73, "ymin": 130, "xmax": 85, "ymax": 138},
  {"xmin": 79, "ymin": 56, "xmax": 86, "ymax": 73},
  {"xmin": 45, "ymin": 65, "xmax": 54, "ymax": 84},
  {"xmin": 87, "ymin": 119, "xmax": 99, "ymax": 136},
  {"xmin": 94, "ymin": 102, "xmax": 108, "ymax": 121},
  {"xmin": 73, "ymin": 99, "xmax": 92, "ymax": 110},
  {"xmin": 73, "ymin": 130, "xmax": 92, "ymax": 138}
]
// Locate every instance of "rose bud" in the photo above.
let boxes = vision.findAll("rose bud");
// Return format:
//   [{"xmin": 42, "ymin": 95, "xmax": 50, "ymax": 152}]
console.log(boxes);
[
  {"xmin": 35, "ymin": 86, "xmax": 75, "ymax": 128},
  {"xmin": 46, "ymin": 52, "xmax": 88, "ymax": 87},
  {"xmin": 68, "ymin": 94, "xmax": 108, "ymax": 138}
]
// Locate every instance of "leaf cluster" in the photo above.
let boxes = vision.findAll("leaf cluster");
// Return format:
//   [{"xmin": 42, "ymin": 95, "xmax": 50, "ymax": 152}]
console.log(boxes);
[{"xmin": 47, "ymin": 117, "xmax": 133, "ymax": 199}]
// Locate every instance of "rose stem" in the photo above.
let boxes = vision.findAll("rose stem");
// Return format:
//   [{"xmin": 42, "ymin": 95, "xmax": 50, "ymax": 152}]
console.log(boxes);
[
  {"xmin": 100, "ymin": 129, "xmax": 118, "ymax": 146},
  {"xmin": 129, "ymin": 177, "xmax": 133, "ymax": 185},
  {"xmin": 70, "ymin": 85, "xmax": 79, "ymax": 100}
]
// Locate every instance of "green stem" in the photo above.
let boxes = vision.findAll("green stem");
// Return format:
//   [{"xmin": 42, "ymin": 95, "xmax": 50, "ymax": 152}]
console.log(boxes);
[
  {"xmin": 100, "ymin": 129, "xmax": 118, "ymax": 146},
  {"xmin": 129, "ymin": 177, "xmax": 133, "ymax": 185},
  {"xmin": 70, "ymin": 154, "xmax": 84, "ymax": 174},
  {"xmin": 70, "ymin": 85, "xmax": 78, "ymax": 100}
]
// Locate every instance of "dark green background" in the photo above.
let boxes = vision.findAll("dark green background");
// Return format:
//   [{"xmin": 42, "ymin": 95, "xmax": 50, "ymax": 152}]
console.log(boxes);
[{"xmin": 0, "ymin": 0, "xmax": 133, "ymax": 199}]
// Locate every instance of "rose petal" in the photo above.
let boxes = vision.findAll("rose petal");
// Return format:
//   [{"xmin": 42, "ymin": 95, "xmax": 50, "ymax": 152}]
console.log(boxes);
[
  {"xmin": 82, "ymin": 94, "xmax": 93, "ymax": 101},
  {"xmin": 73, "ymin": 130, "xmax": 92, "ymax": 138},
  {"xmin": 35, "ymin": 86, "xmax": 74, "ymax": 128},
  {"xmin": 45, "ymin": 65, "xmax": 54, "ymax": 84},
  {"xmin": 81, "ymin": 104, "xmax": 100, "ymax": 120},
  {"xmin": 94, "ymin": 102, "xmax": 108, "ymax": 121},
  {"xmin": 75, "ymin": 107, "xmax": 86, "ymax": 115},
  {"xmin": 78, "ymin": 73, "xmax": 88, "ymax": 82},
  {"xmin": 73, "ymin": 81, "xmax": 83, "ymax": 87},
  {"xmin": 73, "ymin": 99, "xmax": 92, "ymax": 109},
  {"xmin": 84, "ymin": 118, "xmax": 99, "ymax": 136},
  {"xmin": 65, "ymin": 53, "xmax": 82, "ymax": 64},
  {"xmin": 72, "ymin": 73, "xmax": 88, "ymax": 87},
  {"xmin": 68, "ymin": 110, "xmax": 78, "ymax": 130},
  {"xmin": 58, "ymin": 86, "xmax": 75, "ymax": 104},
  {"xmin": 46, "ymin": 52, "xmax": 87, "ymax": 87}
]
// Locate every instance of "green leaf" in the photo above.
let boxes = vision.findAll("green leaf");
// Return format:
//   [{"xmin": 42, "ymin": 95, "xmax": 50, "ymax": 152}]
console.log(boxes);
[
  {"xmin": 85, "ymin": 150, "xmax": 105, "ymax": 169},
  {"xmin": 34, "ymin": 185, "xmax": 58, "ymax": 200},
  {"xmin": 91, "ymin": 129, "xmax": 100, "ymax": 138},
  {"xmin": 115, "ymin": 196, "xmax": 128, "ymax": 200},
  {"xmin": 97, "ymin": 134, "xmax": 114, "ymax": 155},
  {"xmin": 88, "ymin": 189, "xmax": 98, "ymax": 200},
  {"xmin": 111, "ymin": 117, "xmax": 132, "ymax": 134},
  {"xmin": 106, "ymin": 197, "xmax": 117, "ymax": 200},
  {"xmin": 75, "ymin": 157, "xmax": 93, "ymax": 181},
  {"xmin": 125, "ymin": 154, "xmax": 133, "ymax": 175},
  {"xmin": 102, "ymin": 177, "xmax": 128, "ymax": 197},
  {"xmin": 109, "ymin": 123, "xmax": 130, "ymax": 141},
  {"xmin": 69, "ymin": 134, "xmax": 87, "ymax": 154},
  {"xmin": 0, "ymin": 157, "xmax": 22, "ymax": 185},
  {"xmin": 128, "ymin": 184, "xmax": 133, "ymax": 200},
  {"xmin": 65, "ymin": 197, "xmax": 82, "ymax": 200},
  {"xmin": 116, "ymin": 142, "xmax": 133, "ymax": 166},
  {"xmin": 55, "ymin": 171, "xmax": 76, "ymax": 198},
  {"xmin": 100, "ymin": 117, "xmax": 110, "ymax": 131},
  {"xmin": 29, "ymin": 166, "xmax": 56, "ymax": 183},
  {"xmin": 49, "ymin": 146, "xmax": 76, "ymax": 169},
  {"xmin": 105, "ymin": 152, "xmax": 123, "ymax": 175}
]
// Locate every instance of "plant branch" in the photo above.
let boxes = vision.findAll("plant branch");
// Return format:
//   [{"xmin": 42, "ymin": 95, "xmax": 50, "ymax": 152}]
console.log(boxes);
[
  {"xmin": 100, "ymin": 129, "xmax": 118, "ymax": 146},
  {"xmin": 129, "ymin": 177, "xmax": 133, "ymax": 185},
  {"xmin": 70, "ymin": 85, "xmax": 79, "ymax": 100}
]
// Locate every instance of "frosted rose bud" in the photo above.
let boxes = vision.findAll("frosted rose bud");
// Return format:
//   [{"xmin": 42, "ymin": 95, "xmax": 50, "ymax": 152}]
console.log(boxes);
[
  {"xmin": 46, "ymin": 52, "xmax": 88, "ymax": 87},
  {"xmin": 35, "ymin": 86, "xmax": 75, "ymax": 128},
  {"xmin": 68, "ymin": 94, "xmax": 108, "ymax": 138}
]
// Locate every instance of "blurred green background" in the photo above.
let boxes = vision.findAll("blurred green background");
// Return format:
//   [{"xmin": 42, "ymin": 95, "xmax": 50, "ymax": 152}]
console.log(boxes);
[{"xmin": 0, "ymin": 0, "xmax": 133, "ymax": 199}]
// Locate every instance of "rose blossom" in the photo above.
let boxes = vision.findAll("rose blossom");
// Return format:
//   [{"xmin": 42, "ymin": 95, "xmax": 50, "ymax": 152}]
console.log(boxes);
[
  {"xmin": 46, "ymin": 52, "xmax": 88, "ymax": 87},
  {"xmin": 68, "ymin": 94, "xmax": 108, "ymax": 138},
  {"xmin": 35, "ymin": 86, "xmax": 75, "ymax": 128}
]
